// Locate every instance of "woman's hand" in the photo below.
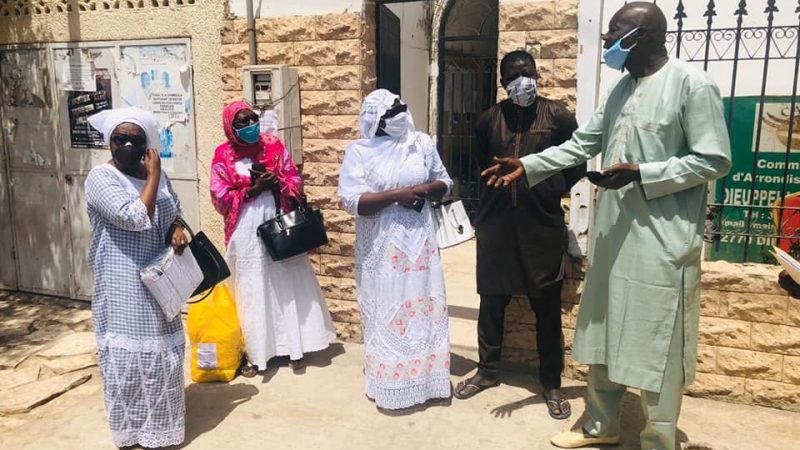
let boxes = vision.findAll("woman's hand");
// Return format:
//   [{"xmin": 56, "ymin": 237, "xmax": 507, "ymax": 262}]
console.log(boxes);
[
  {"xmin": 394, "ymin": 187, "xmax": 424, "ymax": 210},
  {"xmin": 143, "ymin": 148, "xmax": 161, "ymax": 177},
  {"xmin": 247, "ymin": 171, "xmax": 278, "ymax": 198},
  {"xmin": 171, "ymin": 224, "xmax": 188, "ymax": 254}
]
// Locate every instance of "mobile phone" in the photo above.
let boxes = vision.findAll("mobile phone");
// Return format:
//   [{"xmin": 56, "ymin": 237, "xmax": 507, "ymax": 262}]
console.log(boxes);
[
  {"xmin": 585, "ymin": 171, "xmax": 609, "ymax": 184},
  {"xmin": 251, "ymin": 162, "xmax": 266, "ymax": 173},
  {"xmin": 411, "ymin": 199, "xmax": 426, "ymax": 212}
]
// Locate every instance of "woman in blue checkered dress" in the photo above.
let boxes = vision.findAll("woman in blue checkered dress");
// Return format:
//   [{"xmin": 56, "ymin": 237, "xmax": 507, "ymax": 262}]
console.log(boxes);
[{"xmin": 86, "ymin": 108, "xmax": 188, "ymax": 449}]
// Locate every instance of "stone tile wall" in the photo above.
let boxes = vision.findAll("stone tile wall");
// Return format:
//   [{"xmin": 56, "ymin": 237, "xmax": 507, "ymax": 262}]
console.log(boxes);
[
  {"xmin": 504, "ymin": 256, "xmax": 800, "ymax": 411},
  {"xmin": 219, "ymin": 9, "xmax": 375, "ymax": 342},
  {"xmin": 497, "ymin": 0, "xmax": 579, "ymax": 111},
  {"xmin": 690, "ymin": 261, "xmax": 800, "ymax": 411}
]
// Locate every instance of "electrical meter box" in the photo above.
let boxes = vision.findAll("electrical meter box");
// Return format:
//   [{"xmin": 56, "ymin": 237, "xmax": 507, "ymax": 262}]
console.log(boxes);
[{"xmin": 242, "ymin": 65, "xmax": 302, "ymax": 164}]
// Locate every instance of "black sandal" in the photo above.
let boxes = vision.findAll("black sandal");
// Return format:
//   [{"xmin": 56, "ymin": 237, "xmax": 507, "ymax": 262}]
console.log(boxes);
[
  {"xmin": 453, "ymin": 375, "xmax": 500, "ymax": 400},
  {"xmin": 543, "ymin": 393, "xmax": 571, "ymax": 420},
  {"xmin": 288, "ymin": 358, "xmax": 305, "ymax": 372}
]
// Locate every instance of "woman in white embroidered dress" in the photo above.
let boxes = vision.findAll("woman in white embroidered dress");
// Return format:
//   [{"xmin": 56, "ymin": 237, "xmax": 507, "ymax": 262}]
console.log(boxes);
[
  {"xmin": 338, "ymin": 89, "xmax": 453, "ymax": 410},
  {"xmin": 85, "ymin": 107, "xmax": 187, "ymax": 448}
]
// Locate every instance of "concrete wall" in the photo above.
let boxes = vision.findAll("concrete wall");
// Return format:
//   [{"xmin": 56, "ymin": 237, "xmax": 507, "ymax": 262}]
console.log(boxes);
[
  {"xmin": 219, "ymin": 5, "xmax": 376, "ymax": 341},
  {"xmin": 228, "ymin": 0, "xmax": 362, "ymax": 19}
]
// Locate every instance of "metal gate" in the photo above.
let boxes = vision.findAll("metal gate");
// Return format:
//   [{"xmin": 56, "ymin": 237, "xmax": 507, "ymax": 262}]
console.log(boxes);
[
  {"xmin": 437, "ymin": 0, "xmax": 499, "ymax": 217},
  {"xmin": 656, "ymin": 0, "xmax": 800, "ymax": 263}
]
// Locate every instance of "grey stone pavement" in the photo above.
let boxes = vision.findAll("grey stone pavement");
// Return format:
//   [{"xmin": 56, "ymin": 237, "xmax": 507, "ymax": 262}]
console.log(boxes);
[{"xmin": 0, "ymin": 242, "xmax": 798, "ymax": 449}]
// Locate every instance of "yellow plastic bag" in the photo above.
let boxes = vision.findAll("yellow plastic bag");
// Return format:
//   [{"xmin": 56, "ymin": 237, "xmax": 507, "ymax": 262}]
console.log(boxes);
[{"xmin": 188, "ymin": 283, "xmax": 244, "ymax": 383}]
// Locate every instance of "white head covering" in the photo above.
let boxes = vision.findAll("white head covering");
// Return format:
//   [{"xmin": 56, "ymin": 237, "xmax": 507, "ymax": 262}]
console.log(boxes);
[
  {"xmin": 358, "ymin": 89, "xmax": 414, "ymax": 140},
  {"xmin": 88, "ymin": 107, "xmax": 162, "ymax": 151}
]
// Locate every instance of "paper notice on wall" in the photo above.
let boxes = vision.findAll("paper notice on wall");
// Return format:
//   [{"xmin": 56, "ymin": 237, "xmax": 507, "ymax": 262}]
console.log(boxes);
[
  {"xmin": 120, "ymin": 45, "xmax": 189, "ymax": 123},
  {"xmin": 53, "ymin": 49, "xmax": 97, "ymax": 92},
  {"xmin": 118, "ymin": 43, "xmax": 194, "ymax": 176},
  {"xmin": 150, "ymin": 92, "xmax": 186, "ymax": 120}
]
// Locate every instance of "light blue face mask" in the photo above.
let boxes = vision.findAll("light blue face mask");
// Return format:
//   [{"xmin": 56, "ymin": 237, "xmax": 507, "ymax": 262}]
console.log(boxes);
[
  {"xmin": 603, "ymin": 27, "xmax": 641, "ymax": 71},
  {"xmin": 235, "ymin": 122, "xmax": 260, "ymax": 144}
]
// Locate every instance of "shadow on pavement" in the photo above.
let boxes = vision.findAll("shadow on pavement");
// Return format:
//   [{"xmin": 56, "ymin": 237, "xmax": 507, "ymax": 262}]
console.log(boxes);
[
  {"xmin": 258, "ymin": 343, "xmax": 348, "ymax": 382},
  {"xmin": 450, "ymin": 352, "xmax": 477, "ymax": 377},
  {"xmin": 180, "ymin": 382, "xmax": 260, "ymax": 448}
]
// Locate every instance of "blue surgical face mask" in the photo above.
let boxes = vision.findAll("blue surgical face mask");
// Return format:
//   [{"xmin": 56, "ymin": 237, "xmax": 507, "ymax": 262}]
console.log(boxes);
[
  {"xmin": 235, "ymin": 122, "xmax": 260, "ymax": 144},
  {"xmin": 603, "ymin": 27, "xmax": 641, "ymax": 71}
]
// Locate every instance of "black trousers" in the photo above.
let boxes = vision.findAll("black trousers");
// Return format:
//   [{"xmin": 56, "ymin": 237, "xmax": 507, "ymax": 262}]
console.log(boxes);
[{"xmin": 477, "ymin": 281, "xmax": 564, "ymax": 390}]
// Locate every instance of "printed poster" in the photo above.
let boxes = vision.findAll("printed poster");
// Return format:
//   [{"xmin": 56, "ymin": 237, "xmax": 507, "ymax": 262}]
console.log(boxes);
[
  {"xmin": 710, "ymin": 96, "xmax": 800, "ymax": 263},
  {"xmin": 68, "ymin": 69, "xmax": 113, "ymax": 149}
]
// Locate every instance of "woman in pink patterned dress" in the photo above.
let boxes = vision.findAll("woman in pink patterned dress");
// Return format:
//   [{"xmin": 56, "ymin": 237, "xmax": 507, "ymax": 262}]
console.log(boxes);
[{"xmin": 210, "ymin": 100, "xmax": 335, "ymax": 377}]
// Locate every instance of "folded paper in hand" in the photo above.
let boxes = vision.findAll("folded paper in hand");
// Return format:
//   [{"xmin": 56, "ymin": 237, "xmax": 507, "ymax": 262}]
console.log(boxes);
[{"xmin": 140, "ymin": 247, "xmax": 204, "ymax": 321}]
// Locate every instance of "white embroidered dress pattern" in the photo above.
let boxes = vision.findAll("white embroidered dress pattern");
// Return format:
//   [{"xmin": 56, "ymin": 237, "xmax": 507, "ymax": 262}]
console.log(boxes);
[{"xmin": 340, "ymin": 91, "xmax": 454, "ymax": 409}]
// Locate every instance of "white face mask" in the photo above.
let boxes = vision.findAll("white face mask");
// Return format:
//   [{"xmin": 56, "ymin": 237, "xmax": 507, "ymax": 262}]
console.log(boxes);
[
  {"xmin": 381, "ymin": 111, "xmax": 412, "ymax": 138},
  {"xmin": 506, "ymin": 76, "xmax": 537, "ymax": 107}
]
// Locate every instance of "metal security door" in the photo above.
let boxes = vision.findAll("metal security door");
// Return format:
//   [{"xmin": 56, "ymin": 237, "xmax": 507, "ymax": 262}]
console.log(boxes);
[
  {"xmin": 0, "ymin": 95, "xmax": 16, "ymax": 290},
  {"xmin": 51, "ymin": 39, "xmax": 199, "ymax": 300},
  {"xmin": 0, "ymin": 46, "xmax": 72, "ymax": 297},
  {"xmin": 52, "ymin": 44, "xmax": 119, "ymax": 300}
]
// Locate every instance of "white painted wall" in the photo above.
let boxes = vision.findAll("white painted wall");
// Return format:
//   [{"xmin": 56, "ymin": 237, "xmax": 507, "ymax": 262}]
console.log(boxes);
[
  {"xmin": 387, "ymin": 2, "xmax": 431, "ymax": 132},
  {"xmin": 228, "ymin": 0, "xmax": 362, "ymax": 18}
]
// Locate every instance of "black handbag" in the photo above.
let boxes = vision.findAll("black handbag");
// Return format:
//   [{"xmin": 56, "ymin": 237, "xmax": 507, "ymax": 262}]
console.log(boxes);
[
  {"xmin": 166, "ymin": 217, "xmax": 230, "ymax": 301},
  {"xmin": 257, "ymin": 192, "xmax": 329, "ymax": 261}
]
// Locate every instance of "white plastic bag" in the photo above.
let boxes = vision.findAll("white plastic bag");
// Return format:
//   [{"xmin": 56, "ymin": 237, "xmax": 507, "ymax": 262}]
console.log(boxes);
[
  {"xmin": 140, "ymin": 247, "xmax": 204, "ymax": 321},
  {"xmin": 433, "ymin": 200, "xmax": 475, "ymax": 249}
]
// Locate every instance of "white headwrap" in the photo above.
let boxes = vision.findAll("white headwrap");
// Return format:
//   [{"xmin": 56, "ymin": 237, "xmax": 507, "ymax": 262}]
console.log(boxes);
[
  {"xmin": 358, "ymin": 89, "xmax": 414, "ymax": 139},
  {"xmin": 88, "ymin": 107, "xmax": 162, "ymax": 151}
]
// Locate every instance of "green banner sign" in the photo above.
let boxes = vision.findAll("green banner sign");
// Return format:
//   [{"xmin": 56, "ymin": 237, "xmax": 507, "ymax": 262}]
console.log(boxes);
[{"xmin": 710, "ymin": 96, "xmax": 800, "ymax": 264}]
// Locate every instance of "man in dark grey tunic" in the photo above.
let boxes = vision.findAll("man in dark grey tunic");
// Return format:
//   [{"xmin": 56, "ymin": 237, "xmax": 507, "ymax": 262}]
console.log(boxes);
[{"xmin": 454, "ymin": 51, "xmax": 585, "ymax": 420}]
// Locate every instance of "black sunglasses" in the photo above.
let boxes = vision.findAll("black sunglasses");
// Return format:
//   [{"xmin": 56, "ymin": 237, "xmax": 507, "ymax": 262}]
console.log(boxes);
[
  {"xmin": 382, "ymin": 103, "xmax": 408, "ymax": 120},
  {"xmin": 233, "ymin": 113, "xmax": 260, "ymax": 128},
  {"xmin": 111, "ymin": 134, "xmax": 147, "ymax": 148}
]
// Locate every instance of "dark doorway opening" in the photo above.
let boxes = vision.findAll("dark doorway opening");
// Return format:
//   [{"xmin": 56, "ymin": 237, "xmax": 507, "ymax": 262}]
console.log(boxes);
[
  {"xmin": 376, "ymin": 4, "xmax": 402, "ymax": 95},
  {"xmin": 437, "ymin": 0, "xmax": 499, "ymax": 217}
]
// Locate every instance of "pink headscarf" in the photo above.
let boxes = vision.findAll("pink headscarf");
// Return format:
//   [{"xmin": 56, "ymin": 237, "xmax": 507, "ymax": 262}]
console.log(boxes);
[{"xmin": 210, "ymin": 100, "xmax": 302, "ymax": 246}]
